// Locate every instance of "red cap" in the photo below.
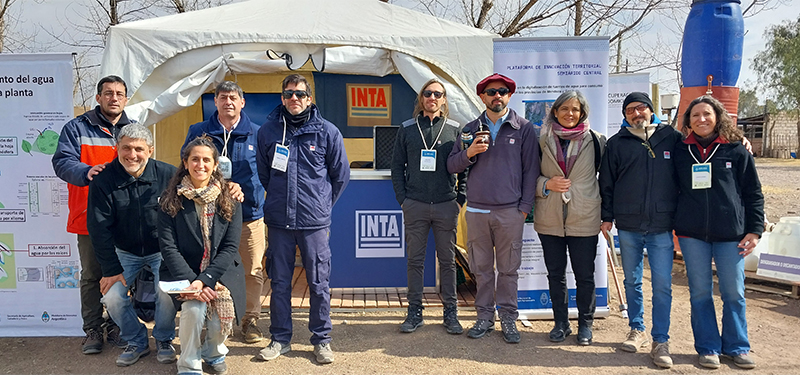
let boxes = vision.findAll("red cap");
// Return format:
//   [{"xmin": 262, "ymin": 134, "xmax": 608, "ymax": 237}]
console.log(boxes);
[{"xmin": 476, "ymin": 73, "xmax": 516, "ymax": 96}]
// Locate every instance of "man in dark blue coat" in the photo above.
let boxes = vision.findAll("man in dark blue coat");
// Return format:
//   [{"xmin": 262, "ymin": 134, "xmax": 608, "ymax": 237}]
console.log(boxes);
[
  {"xmin": 255, "ymin": 74, "xmax": 349, "ymax": 365},
  {"xmin": 182, "ymin": 81, "xmax": 267, "ymax": 343}
]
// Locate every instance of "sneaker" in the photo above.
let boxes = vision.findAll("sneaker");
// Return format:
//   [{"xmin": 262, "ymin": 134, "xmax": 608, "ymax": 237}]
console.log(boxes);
[
  {"xmin": 202, "ymin": 360, "xmax": 228, "ymax": 375},
  {"xmin": 621, "ymin": 329, "xmax": 650, "ymax": 353},
  {"xmin": 576, "ymin": 325, "xmax": 592, "ymax": 346},
  {"xmin": 399, "ymin": 304, "xmax": 424, "ymax": 333},
  {"xmin": 699, "ymin": 354, "xmax": 721, "ymax": 369},
  {"xmin": 548, "ymin": 321, "xmax": 572, "ymax": 343},
  {"xmin": 115, "ymin": 345, "xmax": 150, "ymax": 367},
  {"xmin": 81, "ymin": 328, "xmax": 104, "ymax": 355},
  {"xmin": 500, "ymin": 318, "xmax": 520, "ymax": 344},
  {"xmin": 466, "ymin": 319, "xmax": 494, "ymax": 339},
  {"xmin": 104, "ymin": 322, "xmax": 125, "ymax": 349},
  {"xmin": 156, "ymin": 340, "xmax": 177, "ymax": 364},
  {"xmin": 313, "ymin": 343, "xmax": 334, "ymax": 364},
  {"xmin": 256, "ymin": 341, "xmax": 291, "ymax": 361},
  {"xmin": 650, "ymin": 341, "xmax": 673, "ymax": 369},
  {"xmin": 731, "ymin": 353, "xmax": 756, "ymax": 369},
  {"xmin": 242, "ymin": 318, "xmax": 264, "ymax": 343},
  {"xmin": 442, "ymin": 305, "xmax": 463, "ymax": 335}
]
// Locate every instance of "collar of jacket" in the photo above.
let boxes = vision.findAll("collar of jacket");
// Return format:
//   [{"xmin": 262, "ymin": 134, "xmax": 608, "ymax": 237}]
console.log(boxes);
[
  {"xmin": 267, "ymin": 103, "xmax": 324, "ymax": 135},
  {"xmin": 209, "ymin": 110, "xmax": 254, "ymax": 137},
  {"xmin": 84, "ymin": 105, "xmax": 133, "ymax": 129},
  {"xmin": 111, "ymin": 158, "xmax": 158, "ymax": 189},
  {"xmin": 481, "ymin": 108, "xmax": 521, "ymax": 130},
  {"xmin": 620, "ymin": 113, "xmax": 662, "ymax": 128},
  {"xmin": 683, "ymin": 131, "xmax": 728, "ymax": 146}
]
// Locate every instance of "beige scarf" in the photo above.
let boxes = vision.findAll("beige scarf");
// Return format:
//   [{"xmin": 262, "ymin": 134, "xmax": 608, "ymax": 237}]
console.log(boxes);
[{"xmin": 177, "ymin": 175, "xmax": 235, "ymax": 336}]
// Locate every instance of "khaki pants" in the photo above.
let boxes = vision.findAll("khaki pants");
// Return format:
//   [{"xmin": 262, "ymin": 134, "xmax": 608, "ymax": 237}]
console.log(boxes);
[
  {"xmin": 239, "ymin": 218, "xmax": 268, "ymax": 322},
  {"xmin": 465, "ymin": 207, "xmax": 525, "ymax": 321}
]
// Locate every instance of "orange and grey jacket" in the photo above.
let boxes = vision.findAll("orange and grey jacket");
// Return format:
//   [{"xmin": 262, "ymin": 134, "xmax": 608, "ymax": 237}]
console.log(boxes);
[{"xmin": 52, "ymin": 106, "xmax": 134, "ymax": 235}]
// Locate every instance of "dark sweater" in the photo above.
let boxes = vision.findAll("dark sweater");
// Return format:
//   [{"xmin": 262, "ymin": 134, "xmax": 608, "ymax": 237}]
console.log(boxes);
[
  {"xmin": 87, "ymin": 158, "xmax": 177, "ymax": 277},
  {"xmin": 447, "ymin": 109, "xmax": 540, "ymax": 214},
  {"xmin": 391, "ymin": 114, "xmax": 466, "ymax": 206}
]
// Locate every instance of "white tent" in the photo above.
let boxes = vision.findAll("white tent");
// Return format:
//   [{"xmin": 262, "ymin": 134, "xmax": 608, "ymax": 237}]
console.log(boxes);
[{"xmin": 99, "ymin": 0, "xmax": 496, "ymax": 126}]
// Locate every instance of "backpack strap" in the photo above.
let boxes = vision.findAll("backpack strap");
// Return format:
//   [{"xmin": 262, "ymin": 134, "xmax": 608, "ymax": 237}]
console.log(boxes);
[{"xmin": 590, "ymin": 130, "xmax": 600, "ymax": 173}]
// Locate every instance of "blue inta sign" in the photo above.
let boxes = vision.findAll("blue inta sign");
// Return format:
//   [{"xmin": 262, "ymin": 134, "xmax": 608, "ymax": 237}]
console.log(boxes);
[{"xmin": 355, "ymin": 210, "xmax": 404, "ymax": 258}]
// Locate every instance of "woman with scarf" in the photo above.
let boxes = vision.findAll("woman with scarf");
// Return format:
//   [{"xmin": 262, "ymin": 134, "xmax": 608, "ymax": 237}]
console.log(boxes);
[
  {"xmin": 673, "ymin": 96, "xmax": 763, "ymax": 370},
  {"xmin": 535, "ymin": 90, "xmax": 605, "ymax": 346},
  {"xmin": 158, "ymin": 135, "xmax": 245, "ymax": 375}
]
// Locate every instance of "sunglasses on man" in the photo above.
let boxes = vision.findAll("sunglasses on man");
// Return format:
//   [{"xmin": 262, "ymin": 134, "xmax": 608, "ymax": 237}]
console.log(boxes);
[
  {"xmin": 625, "ymin": 103, "xmax": 649, "ymax": 115},
  {"xmin": 483, "ymin": 88, "xmax": 510, "ymax": 97},
  {"xmin": 282, "ymin": 90, "xmax": 309, "ymax": 99},
  {"xmin": 422, "ymin": 90, "xmax": 444, "ymax": 99}
]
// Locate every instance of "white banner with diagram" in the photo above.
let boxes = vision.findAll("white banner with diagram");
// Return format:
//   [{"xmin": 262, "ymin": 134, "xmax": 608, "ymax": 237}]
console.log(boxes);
[{"xmin": 0, "ymin": 53, "xmax": 82, "ymax": 336}]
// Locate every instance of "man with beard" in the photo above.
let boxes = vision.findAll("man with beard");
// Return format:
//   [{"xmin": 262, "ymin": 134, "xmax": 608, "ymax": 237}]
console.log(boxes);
[
  {"xmin": 87, "ymin": 124, "xmax": 178, "ymax": 367},
  {"xmin": 447, "ymin": 74, "xmax": 539, "ymax": 344},
  {"xmin": 391, "ymin": 79, "xmax": 467, "ymax": 335},
  {"xmin": 599, "ymin": 92, "xmax": 681, "ymax": 368}
]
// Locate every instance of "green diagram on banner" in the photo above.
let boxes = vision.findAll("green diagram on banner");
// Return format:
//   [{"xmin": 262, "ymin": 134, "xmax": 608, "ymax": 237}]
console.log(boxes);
[
  {"xmin": 0, "ymin": 234, "xmax": 16, "ymax": 289},
  {"xmin": 21, "ymin": 128, "xmax": 59, "ymax": 156}
]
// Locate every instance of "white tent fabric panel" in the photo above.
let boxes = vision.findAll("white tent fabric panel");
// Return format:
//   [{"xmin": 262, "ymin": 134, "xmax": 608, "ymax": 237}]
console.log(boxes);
[{"xmin": 100, "ymin": 0, "xmax": 495, "ymax": 126}]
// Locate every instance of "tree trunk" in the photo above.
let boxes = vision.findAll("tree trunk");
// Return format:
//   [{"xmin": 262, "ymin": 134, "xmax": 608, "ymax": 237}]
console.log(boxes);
[{"xmin": 574, "ymin": 0, "xmax": 582, "ymax": 36}]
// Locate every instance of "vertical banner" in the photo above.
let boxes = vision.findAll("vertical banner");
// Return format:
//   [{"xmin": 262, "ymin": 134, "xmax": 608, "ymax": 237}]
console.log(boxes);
[
  {"xmin": 494, "ymin": 37, "xmax": 610, "ymax": 136},
  {"xmin": 0, "ymin": 54, "xmax": 82, "ymax": 336},
  {"xmin": 493, "ymin": 38, "xmax": 610, "ymax": 319},
  {"xmin": 608, "ymin": 73, "xmax": 651, "ymax": 136}
]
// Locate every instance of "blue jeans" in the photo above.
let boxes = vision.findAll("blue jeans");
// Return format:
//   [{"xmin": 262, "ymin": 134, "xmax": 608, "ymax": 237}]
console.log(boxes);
[
  {"xmin": 618, "ymin": 230, "xmax": 674, "ymax": 343},
  {"xmin": 100, "ymin": 250, "xmax": 176, "ymax": 348},
  {"xmin": 679, "ymin": 237, "xmax": 750, "ymax": 356},
  {"xmin": 177, "ymin": 300, "xmax": 228, "ymax": 375}
]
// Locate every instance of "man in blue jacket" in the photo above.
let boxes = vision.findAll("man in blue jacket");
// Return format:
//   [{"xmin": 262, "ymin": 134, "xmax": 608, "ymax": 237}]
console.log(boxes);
[
  {"xmin": 87, "ymin": 124, "xmax": 178, "ymax": 367},
  {"xmin": 599, "ymin": 92, "xmax": 681, "ymax": 368},
  {"xmin": 182, "ymin": 81, "xmax": 267, "ymax": 343},
  {"xmin": 255, "ymin": 74, "xmax": 350, "ymax": 365}
]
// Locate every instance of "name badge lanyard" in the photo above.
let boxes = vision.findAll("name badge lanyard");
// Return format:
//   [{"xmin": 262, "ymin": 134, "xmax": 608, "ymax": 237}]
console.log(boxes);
[
  {"xmin": 416, "ymin": 116, "xmax": 446, "ymax": 172},
  {"xmin": 219, "ymin": 126, "xmax": 233, "ymax": 179},
  {"xmin": 689, "ymin": 143, "xmax": 720, "ymax": 190},
  {"xmin": 271, "ymin": 117, "xmax": 291, "ymax": 172}
]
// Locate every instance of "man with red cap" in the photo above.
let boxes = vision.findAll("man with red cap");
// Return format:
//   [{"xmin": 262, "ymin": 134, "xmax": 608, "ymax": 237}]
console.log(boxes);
[{"xmin": 447, "ymin": 73, "xmax": 540, "ymax": 343}]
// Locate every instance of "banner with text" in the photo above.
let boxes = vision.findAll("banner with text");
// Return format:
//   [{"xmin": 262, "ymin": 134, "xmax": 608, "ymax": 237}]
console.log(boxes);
[
  {"xmin": 608, "ymin": 73, "xmax": 651, "ymax": 136},
  {"xmin": 494, "ymin": 37, "xmax": 610, "ymax": 136},
  {"xmin": 494, "ymin": 38, "xmax": 610, "ymax": 319},
  {"xmin": 0, "ymin": 54, "xmax": 81, "ymax": 336}
]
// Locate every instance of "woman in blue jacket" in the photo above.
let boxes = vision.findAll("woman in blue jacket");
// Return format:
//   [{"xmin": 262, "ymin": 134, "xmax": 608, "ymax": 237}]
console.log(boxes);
[{"xmin": 673, "ymin": 96, "xmax": 764, "ymax": 370}]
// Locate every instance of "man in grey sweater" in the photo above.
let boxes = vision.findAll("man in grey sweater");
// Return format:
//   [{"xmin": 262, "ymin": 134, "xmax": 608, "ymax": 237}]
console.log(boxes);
[{"xmin": 391, "ymin": 79, "xmax": 467, "ymax": 335}]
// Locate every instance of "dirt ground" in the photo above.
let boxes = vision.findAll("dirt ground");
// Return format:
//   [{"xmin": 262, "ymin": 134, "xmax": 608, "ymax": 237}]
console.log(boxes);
[{"xmin": 1, "ymin": 158, "xmax": 799, "ymax": 375}]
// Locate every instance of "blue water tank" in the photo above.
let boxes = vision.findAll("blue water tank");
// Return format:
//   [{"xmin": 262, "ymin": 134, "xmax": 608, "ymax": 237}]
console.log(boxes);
[{"xmin": 681, "ymin": 0, "xmax": 744, "ymax": 87}]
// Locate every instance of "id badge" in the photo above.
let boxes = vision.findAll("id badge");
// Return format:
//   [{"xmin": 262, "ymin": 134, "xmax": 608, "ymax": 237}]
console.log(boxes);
[
  {"xmin": 272, "ymin": 144, "xmax": 290, "ymax": 172},
  {"xmin": 692, "ymin": 163, "xmax": 712, "ymax": 189},
  {"xmin": 218, "ymin": 155, "xmax": 232, "ymax": 179},
  {"xmin": 420, "ymin": 150, "xmax": 436, "ymax": 172}
]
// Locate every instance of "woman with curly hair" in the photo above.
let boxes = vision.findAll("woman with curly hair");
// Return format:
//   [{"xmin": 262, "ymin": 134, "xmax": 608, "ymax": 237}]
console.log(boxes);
[
  {"xmin": 158, "ymin": 135, "xmax": 245, "ymax": 375},
  {"xmin": 674, "ymin": 96, "xmax": 764, "ymax": 370}
]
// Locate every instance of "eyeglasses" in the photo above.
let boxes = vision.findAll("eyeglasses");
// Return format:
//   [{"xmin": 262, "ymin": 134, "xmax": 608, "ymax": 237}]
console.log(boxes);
[
  {"xmin": 422, "ymin": 90, "xmax": 444, "ymax": 99},
  {"xmin": 642, "ymin": 142, "xmax": 656, "ymax": 158},
  {"xmin": 625, "ymin": 103, "xmax": 649, "ymax": 115},
  {"xmin": 483, "ymin": 88, "xmax": 510, "ymax": 97},
  {"xmin": 282, "ymin": 90, "xmax": 309, "ymax": 99}
]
